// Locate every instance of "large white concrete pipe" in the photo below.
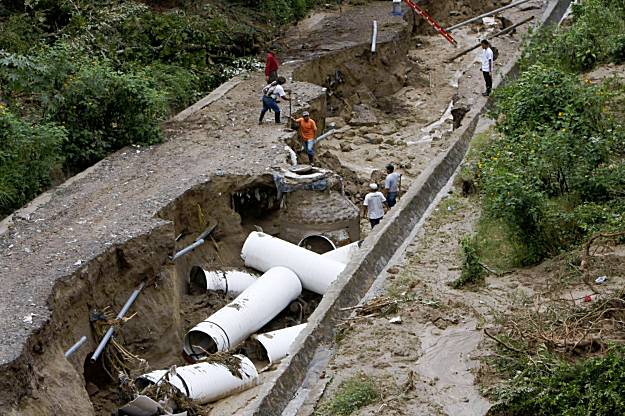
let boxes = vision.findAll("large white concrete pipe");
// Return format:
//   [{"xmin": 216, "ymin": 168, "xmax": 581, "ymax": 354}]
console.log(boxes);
[
  {"xmin": 241, "ymin": 232, "xmax": 346, "ymax": 294},
  {"xmin": 184, "ymin": 266, "xmax": 302, "ymax": 356},
  {"xmin": 135, "ymin": 355, "xmax": 259, "ymax": 404},
  {"xmin": 190, "ymin": 266, "xmax": 258, "ymax": 296},
  {"xmin": 321, "ymin": 241, "xmax": 361, "ymax": 264},
  {"xmin": 249, "ymin": 324, "xmax": 307, "ymax": 367}
]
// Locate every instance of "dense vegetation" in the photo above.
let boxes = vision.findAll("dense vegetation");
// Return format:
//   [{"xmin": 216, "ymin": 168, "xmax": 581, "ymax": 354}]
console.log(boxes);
[
  {"xmin": 458, "ymin": 1, "xmax": 625, "ymax": 414},
  {"xmin": 464, "ymin": 0, "xmax": 625, "ymax": 266},
  {"xmin": 0, "ymin": 0, "xmax": 324, "ymax": 216}
]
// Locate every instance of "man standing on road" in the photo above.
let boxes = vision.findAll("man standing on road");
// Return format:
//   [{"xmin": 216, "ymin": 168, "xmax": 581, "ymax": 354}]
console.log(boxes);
[
  {"xmin": 265, "ymin": 47, "xmax": 279, "ymax": 83},
  {"xmin": 480, "ymin": 39, "xmax": 494, "ymax": 96},
  {"xmin": 384, "ymin": 164, "xmax": 401, "ymax": 208},
  {"xmin": 363, "ymin": 183, "xmax": 387, "ymax": 229},
  {"xmin": 292, "ymin": 111, "xmax": 317, "ymax": 164},
  {"xmin": 259, "ymin": 76, "xmax": 290, "ymax": 125}
]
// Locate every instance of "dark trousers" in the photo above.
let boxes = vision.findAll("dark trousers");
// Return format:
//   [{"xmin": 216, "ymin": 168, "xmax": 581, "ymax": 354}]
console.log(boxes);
[
  {"xmin": 369, "ymin": 217, "xmax": 381, "ymax": 228},
  {"xmin": 259, "ymin": 96, "xmax": 281, "ymax": 123},
  {"xmin": 268, "ymin": 71, "xmax": 278, "ymax": 83},
  {"xmin": 387, "ymin": 191, "xmax": 398, "ymax": 208},
  {"xmin": 482, "ymin": 70, "xmax": 492, "ymax": 94}
]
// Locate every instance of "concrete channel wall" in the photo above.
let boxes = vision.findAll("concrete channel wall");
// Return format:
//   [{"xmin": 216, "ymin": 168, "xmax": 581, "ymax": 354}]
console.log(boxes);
[{"xmin": 245, "ymin": 0, "xmax": 572, "ymax": 413}]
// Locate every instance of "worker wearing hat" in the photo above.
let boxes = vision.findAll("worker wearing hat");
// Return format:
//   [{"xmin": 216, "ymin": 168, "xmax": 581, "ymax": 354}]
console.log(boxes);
[
  {"xmin": 291, "ymin": 111, "xmax": 318, "ymax": 164},
  {"xmin": 363, "ymin": 183, "xmax": 387, "ymax": 229}
]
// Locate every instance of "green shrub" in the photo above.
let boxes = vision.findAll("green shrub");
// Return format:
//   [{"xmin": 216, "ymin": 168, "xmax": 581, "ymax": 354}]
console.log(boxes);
[
  {"xmin": 49, "ymin": 61, "xmax": 166, "ymax": 171},
  {"xmin": 0, "ymin": 108, "xmax": 65, "ymax": 216},
  {"xmin": 521, "ymin": 0, "xmax": 625, "ymax": 72},
  {"xmin": 491, "ymin": 346, "xmax": 625, "ymax": 416},
  {"xmin": 452, "ymin": 236, "xmax": 485, "ymax": 288},
  {"xmin": 316, "ymin": 373, "xmax": 381, "ymax": 416},
  {"xmin": 478, "ymin": 65, "xmax": 624, "ymax": 264}
]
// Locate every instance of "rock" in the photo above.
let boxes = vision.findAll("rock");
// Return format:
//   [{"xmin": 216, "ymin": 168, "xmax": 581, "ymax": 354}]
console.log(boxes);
[
  {"xmin": 385, "ymin": 138, "xmax": 396, "ymax": 145},
  {"xmin": 326, "ymin": 116, "xmax": 346, "ymax": 129},
  {"xmin": 387, "ymin": 267, "xmax": 400, "ymax": 274},
  {"xmin": 449, "ymin": 10, "xmax": 462, "ymax": 16},
  {"xmin": 398, "ymin": 119, "xmax": 409, "ymax": 127},
  {"xmin": 353, "ymin": 137, "xmax": 368, "ymax": 145},
  {"xmin": 349, "ymin": 104, "xmax": 378, "ymax": 126},
  {"xmin": 400, "ymin": 162, "xmax": 413, "ymax": 169},
  {"xmin": 380, "ymin": 124, "xmax": 399, "ymax": 135},
  {"xmin": 365, "ymin": 133, "xmax": 383, "ymax": 144},
  {"xmin": 340, "ymin": 143, "xmax": 353, "ymax": 152},
  {"xmin": 379, "ymin": 144, "xmax": 389, "ymax": 150}
]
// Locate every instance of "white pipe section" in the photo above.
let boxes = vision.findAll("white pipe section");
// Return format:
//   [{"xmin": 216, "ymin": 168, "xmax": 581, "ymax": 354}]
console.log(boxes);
[
  {"xmin": 184, "ymin": 266, "xmax": 302, "ymax": 355},
  {"xmin": 371, "ymin": 20, "xmax": 378, "ymax": 53},
  {"xmin": 320, "ymin": 241, "xmax": 361, "ymax": 264},
  {"xmin": 285, "ymin": 145, "xmax": 298, "ymax": 166},
  {"xmin": 241, "ymin": 232, "xmax": 346, "ymax": 294},
  {"xmin": 136, "ymin": 355, "xmax": 259, "ymax": 404},
  {"xmin": 252, "ymin": 324, "xmax": 307, "ymax": 365},
  {"xmin": 446, "ymin": 0, "xmax": 533, "ymax": 31},
  {"xmin": 192, "ymin": 267, "xmax": 258, "ymax": 296}
]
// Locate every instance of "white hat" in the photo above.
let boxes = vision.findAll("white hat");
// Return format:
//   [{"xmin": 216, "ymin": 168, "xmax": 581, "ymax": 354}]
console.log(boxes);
[
  {"xmin": 369, "ymin": 183, "xmax": 378, "ymax": 190},
  {"xmin": 302, "ymin": 111, "xmax": 310, "ymax": 116}
]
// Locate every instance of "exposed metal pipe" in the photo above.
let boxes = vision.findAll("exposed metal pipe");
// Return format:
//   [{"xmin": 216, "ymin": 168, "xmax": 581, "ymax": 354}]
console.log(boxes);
[
  {"xmin": 447, "ymin": 16, "xmax": 535, "ymax": 62},
  {"xmin": 171, "ymin": 223, "xmax": 217, "ymax": 261},
  {"xmin": 446, "ymin": 0, "xmax": 533, "ymax": 32},
  {"xmin": 313, "ymin": 128, "xmax": 336, "ymax": 145},
  {"xmin": 371, "ymin": 20, "xmax": 378, "ymax": 53},
  {"xmin": 90, "ymin": 281, "xmax": 145, "ymax": 363},
  {"xmin": 64, "ymin": 336, "xmax": 87, "ymax": 358}
]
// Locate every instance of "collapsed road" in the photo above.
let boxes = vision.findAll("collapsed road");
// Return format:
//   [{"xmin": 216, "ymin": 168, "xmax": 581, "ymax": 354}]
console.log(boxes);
[{"xmin": 0, "ymin": 0, "xmax": 569, "ymax": 414}]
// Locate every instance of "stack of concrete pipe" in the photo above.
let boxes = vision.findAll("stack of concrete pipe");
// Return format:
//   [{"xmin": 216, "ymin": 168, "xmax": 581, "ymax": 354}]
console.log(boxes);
[{"xmin": 132, "ymin": 232, "xmax": 359, "ymax": 411}]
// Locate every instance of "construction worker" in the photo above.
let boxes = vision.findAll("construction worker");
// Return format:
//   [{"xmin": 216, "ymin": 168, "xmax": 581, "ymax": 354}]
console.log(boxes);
[
  {"xmin": 384, "ymin": 164, "xmax": 401, "ymax": 208},
  {"xmin": 265, "ymin": 46, "xmax": 279, "ymax": 83},
  {"xmin": 292, "ymin": 111, "xmax": 317, "ymax": 164},
  {"xmin": 363, "ymin": 183, "xmax": 387, "ymax": 229},
  {"xmin": 259, "ymin": 76, "xmax": 290, "ymax": 125},
  {"xmin": 480, "ymin": 39, "xmax": 494, "ymax": 96}
]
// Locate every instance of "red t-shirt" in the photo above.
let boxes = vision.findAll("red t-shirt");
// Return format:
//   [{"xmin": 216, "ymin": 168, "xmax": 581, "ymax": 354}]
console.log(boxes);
[{"xmin": 265, "ymin": 53, "xmax": 279, "ymax": 76}]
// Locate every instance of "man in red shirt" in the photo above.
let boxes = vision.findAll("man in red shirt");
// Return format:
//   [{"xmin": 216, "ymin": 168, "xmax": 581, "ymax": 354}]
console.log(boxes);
[
  {"xmin": 265, "ymin": 47, "xmax": 279, "ymax": 83},
  {"xmin": 292, "ymin": 111, "xmax": 318, "ymax": 164}
]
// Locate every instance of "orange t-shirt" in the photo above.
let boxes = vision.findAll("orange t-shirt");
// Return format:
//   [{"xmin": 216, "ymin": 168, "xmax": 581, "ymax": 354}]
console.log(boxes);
[{"xmin": 296, "ymin": 118, "xmax": 317, "ymax": 141}]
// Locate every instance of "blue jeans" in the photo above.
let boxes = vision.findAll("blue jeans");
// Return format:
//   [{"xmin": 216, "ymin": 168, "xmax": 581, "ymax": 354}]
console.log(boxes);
[
  {"xmin": 304, "ymin": 140, "xmax": 314, "ymax": 163},
  {"xmin": 369, "ymin": 217, "xmax": 382, "ymax": 228},
  {"xmin": 387, "ymin": 191, "xmax": 398, "ymax": 208},
  {"xmin": 259, "ymin": 96, "xmax": 281, "ymax": 123}
]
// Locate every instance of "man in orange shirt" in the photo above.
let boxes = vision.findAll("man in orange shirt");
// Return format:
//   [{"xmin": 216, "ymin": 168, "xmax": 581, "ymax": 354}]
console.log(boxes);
[{"xmin": 292, "ymin": 111, "xmax": 318, "ymax": 164}]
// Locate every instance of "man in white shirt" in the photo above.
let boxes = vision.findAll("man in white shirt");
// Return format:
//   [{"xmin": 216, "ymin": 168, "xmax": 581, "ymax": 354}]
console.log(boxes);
[
  {"xmin": 259, "ymin": 76, "xmax": 290, "ymax": 124},
  {"xmin": 480, "ymin": 39, "xmax": 494, "ymax": 97},
  {"xmin": 384, "ymin": 164, "xmax": 401, "ymax": 208},
  {"xmin": 363, "ymin": 183, "xmax": 387, "ymax": 229}
]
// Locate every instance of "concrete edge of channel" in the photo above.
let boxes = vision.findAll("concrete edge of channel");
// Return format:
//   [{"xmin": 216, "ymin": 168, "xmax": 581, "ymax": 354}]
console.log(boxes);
[{"xmin": 245, "ymin": 0, "xmax": 572, "ymax": 414}]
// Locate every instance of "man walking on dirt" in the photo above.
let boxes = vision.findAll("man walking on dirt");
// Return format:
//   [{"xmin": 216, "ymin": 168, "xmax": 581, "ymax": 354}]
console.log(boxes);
[
  {"xmin": 265, "ymin": 47, "xmax": 279, "ymax": 83},
  {"xmin": 259, "ymin": 76, "xmax": 290, "ymax": 125},
  {"xmin": 292, "ymin": 111, "xmax": 317, "ymax": 164},
  {"xmin": 480, "ymin": 39, "xmax": 494, "ymax": 96},
  {"xmin": 363, "ymin": 183, "xmax": 387, "ymax": 229},
  {"xmin": 384, "ymin": 164, "xmax": 401, "ymax": 208}
]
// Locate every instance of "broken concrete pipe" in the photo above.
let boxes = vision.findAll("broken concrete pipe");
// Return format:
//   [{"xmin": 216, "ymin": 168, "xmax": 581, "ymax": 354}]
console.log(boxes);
[
  {"xmin": 135, "ymin": 355, "xmax": 259, "ymax": 405},
  {"xmin": 190, "ymin": 266, "xmax": 258, "ymax": 296},
  {"xmin": 319, "ymin": 241, "xmax": 361, "ymax": 264},
  {"xmin": 183, "ymin": 266, "xmax": 302, "ymax": 356},
  {"xmin": 244, "ymin": 324, "xmax": 307, "ymax": 368},
  {"xmin": 241, "ymin": 231, "xmax": 346, "ymax": 294},
  {"xmin": 191, "ymin": 243, "xmax": 358, "ymax": 297}
]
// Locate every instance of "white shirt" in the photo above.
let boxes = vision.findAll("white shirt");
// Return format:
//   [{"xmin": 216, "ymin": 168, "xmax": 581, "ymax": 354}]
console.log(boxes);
[
  {"xmin": 481, "ymin": 47, "xmax": 493, "ymax": 72},
  {"xmin": 263, "ymin": 83, "xmax": 286, "ymax": 100},
  {"xmin": 363, "ymin": 191, "xmax": 386, "ymax": 219},
  {"xmin": 384, "ymin": 172, "xmax": 401, "ymax": 193}
]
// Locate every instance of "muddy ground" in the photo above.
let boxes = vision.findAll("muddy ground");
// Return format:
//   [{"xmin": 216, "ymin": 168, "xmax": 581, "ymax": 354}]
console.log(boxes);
[{"xmin": 314, "ymin": 118, "xmax": 625, "ymax": 416}]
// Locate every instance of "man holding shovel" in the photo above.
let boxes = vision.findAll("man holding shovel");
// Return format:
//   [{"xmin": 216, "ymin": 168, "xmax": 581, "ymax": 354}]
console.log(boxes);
[{"xmin": 291, "ymin": 111, "xmax": 317, "ymax": 165}]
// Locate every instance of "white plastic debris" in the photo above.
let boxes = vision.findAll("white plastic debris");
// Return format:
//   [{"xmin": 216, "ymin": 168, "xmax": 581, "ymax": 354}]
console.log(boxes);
[
  {"xmin": 595, "ymin": 275, "xmax": 607, "ymax": 284},
  {"xmin": 389, "ymin": 316, "xmax": 402, "ymax": 324}
]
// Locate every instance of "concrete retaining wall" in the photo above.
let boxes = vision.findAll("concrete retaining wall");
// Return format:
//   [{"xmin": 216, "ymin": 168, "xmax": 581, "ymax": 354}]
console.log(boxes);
[{"xmin": 244, "ymin": 0, "xmax": 573, "ymax": 414}]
